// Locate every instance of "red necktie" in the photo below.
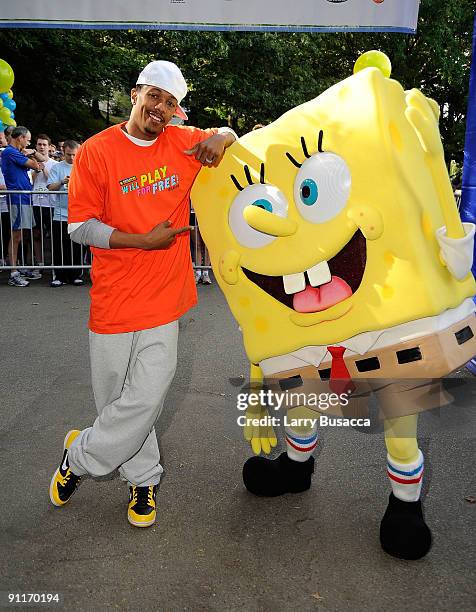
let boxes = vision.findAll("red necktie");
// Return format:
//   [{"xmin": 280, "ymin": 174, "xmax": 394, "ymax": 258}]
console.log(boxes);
[{"xmin": 327, "ymin": 346, "xmax": 356, "ymax": 395}]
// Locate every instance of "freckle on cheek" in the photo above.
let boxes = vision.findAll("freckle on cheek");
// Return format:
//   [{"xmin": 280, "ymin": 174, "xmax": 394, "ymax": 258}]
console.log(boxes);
[{"xmin": 254, "ymin": 317, "xmax": 269, "ymax": 333}]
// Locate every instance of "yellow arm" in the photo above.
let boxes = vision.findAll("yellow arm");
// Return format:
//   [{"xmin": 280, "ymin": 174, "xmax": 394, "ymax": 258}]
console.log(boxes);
[{"xmin": 405, "ymin": 89, "xmax": 464, "ymax": 239}]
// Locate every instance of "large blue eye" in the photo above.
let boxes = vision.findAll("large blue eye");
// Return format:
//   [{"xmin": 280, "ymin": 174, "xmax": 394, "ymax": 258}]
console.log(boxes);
[
  {"xmin": 300, "ymin": 179, "xmax": 318, "ymax": 206},
  {"xmin": 252, "ymin": 198, "xmax": 273, "ymax": 212},
  {"xmin": 294, "ymin": 153, "xmax": 351, "ymax": 223}
]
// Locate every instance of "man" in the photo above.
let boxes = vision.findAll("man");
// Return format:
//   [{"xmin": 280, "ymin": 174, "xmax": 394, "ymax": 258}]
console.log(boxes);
[
  {"xmin": 0, "ymin": 131, "xmax": 9, "ymax": 265},
  {"xmin": 0, "ymin": 162, "xmax": 9, "ymax": 265},
  {"xmin": 32, "ymin": 134, "xmax": 57, "ymax": 262},
  {"xmin": 47, "ymin": 140, "xmax": 83, "ymax": 286},
  {"xmin": 4, "ymin": 126, "xmax": 14, "ymax": 145},
  {"xmin": 0, "ymin": 126, "xmax": 44, "ymax": 286},
  {"xmin": 49, "ymin": 60, "xmax": 236, "ymax": 527},
  {"xmin": 56, "ymin": 141, "xmax": 65, "ymax": 161}
]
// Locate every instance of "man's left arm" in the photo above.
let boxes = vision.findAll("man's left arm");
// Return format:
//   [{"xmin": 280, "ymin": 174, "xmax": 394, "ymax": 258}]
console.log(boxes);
[{"xmin": 185, "ymin": 127, "xmax": 237, "ymax": 167}]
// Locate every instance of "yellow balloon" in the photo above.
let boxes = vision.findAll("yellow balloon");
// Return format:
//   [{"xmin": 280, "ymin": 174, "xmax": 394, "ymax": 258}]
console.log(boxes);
[
  {"xmin": 353, "ymin": 50, "xmax": 392, "ymax": 78},
  {"xmin": 0, "ymin": 106, "xmax": 11, "ymax": 122},
  {"xmin": 7, "ymin": 89, "xmax": 13, "ymax": 99},
  {"xmin": 0, "ymin": 59, "xmax": 14, "ymax": 93},
  {"xmin": 0, "ymin": 99, "xmax": 3, "ymax": 109},
  {"xmin": 3, "ymin": 117, "xmax": 16, "ymax": 127}
]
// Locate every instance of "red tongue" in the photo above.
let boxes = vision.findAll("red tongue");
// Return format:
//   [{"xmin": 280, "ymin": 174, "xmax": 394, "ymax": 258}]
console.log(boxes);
[{"xmin": 293, "ymin": 276, "xmax": 352, "ymax": 313}]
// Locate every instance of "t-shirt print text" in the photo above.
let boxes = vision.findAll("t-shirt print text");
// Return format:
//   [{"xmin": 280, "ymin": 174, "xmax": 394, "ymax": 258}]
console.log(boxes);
[{"xmin": 118, "ymin": 165, "xmax": 180, "ymax": 197}]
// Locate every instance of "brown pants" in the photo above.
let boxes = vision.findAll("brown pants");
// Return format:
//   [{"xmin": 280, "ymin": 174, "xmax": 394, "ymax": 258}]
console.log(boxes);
[{"xmin": 265, "ymin": 314, "xmax": 476, "ymax": 419}]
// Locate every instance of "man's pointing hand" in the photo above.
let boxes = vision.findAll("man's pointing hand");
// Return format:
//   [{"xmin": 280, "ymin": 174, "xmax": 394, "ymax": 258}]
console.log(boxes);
[
  {"xmin": 109, "ymin": 220, "xmax": 192, "ymax": 250},
  {"xmin": 144, "ymin": 220, "xmax": 193, "ymax": 250}
]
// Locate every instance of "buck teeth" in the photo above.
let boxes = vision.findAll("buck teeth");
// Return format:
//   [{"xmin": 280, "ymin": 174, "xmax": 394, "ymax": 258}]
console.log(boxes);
[
  {"xmin": 283, "ymin": 272, "xmax": 306, "ymax": 295},
  {"xmin": 307, "ymin": 260, "xmax": 332, "ymax": 287},
  {"xmin": 282, "ymin": 261, "xmax": 332, "ymax": 295}
]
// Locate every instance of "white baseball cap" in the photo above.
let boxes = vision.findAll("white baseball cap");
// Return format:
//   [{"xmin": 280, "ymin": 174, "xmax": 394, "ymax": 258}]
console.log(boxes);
[{"xmin": 136, "ymin": 60, "xmax": 188, "ymax": 120}]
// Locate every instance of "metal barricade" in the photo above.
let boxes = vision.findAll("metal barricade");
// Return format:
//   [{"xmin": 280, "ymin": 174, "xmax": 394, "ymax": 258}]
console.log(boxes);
[
  {"xmin": 190, "ymin": 208, "xmax": 212, "ymax": 272},
  {"xmin": 0, "ymin": 190, "xmax": 211, "ymax": 273},
  {"xmin": 0, "ymin": 189, "xmax": 90, "ymax": 273}
]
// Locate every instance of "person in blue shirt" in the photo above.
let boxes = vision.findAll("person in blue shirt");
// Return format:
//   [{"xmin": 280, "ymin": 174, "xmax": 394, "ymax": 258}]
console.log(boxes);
[
  {"xmin": 1, "ymin": 126, "xmax": 44, "ymax": 287},
  {"xmin": 47, "ymin": 140, "xmax": 84, "ymax": 286}
]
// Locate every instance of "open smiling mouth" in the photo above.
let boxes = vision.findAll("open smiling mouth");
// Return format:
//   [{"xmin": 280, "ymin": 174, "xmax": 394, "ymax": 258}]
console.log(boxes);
[{"xmin": 242, "ymin": 230, "xmax": 366, "ymax": 314}]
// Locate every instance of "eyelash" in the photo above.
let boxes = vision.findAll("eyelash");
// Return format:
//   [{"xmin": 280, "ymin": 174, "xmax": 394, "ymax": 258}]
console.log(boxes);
[
  {"xmin": 228, "ymin": 131, "xmax": 324, "ymax": 190},
  {"xmin": 286, "ymin": 131, "xmax": 324, "ymax": 168},
  {"xmin": 230, "ymin": 163, "xmax": 266, "ymax": 192}
]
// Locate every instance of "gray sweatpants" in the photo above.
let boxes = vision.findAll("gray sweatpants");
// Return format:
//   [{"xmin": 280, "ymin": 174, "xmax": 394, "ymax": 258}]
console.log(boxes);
[{"xmin": 68, "ymin": 320, "xmax": 178, "ymax": 487}]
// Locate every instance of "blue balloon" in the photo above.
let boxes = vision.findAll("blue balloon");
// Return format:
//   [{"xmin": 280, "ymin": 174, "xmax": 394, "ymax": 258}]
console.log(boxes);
[
  {"xmin": 0, "ymin": 93, "xmax": 8, "ymax": 102},
  {"xmin": 0, "ymin": 121, "xmax": 4, "ymax": 132},
  {"xmin": 9, "ymin": 111, "xmax": 14, "ymax": 119},
  {"xmin": 3, "ymin": 98, "xmax": 15, "ymax": 111}
]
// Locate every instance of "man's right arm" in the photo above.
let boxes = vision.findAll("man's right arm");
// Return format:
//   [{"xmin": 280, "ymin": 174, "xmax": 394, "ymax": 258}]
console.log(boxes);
[
  {"xmin": 70, "ymin": 218, "xmax": 192, "ymax": 250},
  {"xmin": 47, "ymin": 175, "xmax": 66, "ymax": 191}
]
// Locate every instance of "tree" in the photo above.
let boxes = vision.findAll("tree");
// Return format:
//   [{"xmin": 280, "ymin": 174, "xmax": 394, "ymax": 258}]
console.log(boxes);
[
  {"xmin": 0, "ymin": 30, "xmax": 151, "ymax": 141},
  {"xmin": 0, "ymin": 0, "xmax": 472, "ymax": 169}
]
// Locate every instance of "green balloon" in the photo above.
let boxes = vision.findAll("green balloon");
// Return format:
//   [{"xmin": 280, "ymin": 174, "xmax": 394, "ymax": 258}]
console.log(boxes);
[
  {"xmin": 353, "ymin": 50, "xmax": 392, "ymax": 78},
  {"xmin": 0, "ymin": 59, "xmax": 14, "ymax": 93}
]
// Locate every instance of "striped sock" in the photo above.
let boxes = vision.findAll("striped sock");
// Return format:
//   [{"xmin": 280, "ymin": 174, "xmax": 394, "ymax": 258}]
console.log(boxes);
[
  {"xmin": 387, "ymin": 449, "xmax": 424, "ymax": 502},
  {"xmin": 285, "ymin": 426, "xmax": 319, "ymax": 463}
]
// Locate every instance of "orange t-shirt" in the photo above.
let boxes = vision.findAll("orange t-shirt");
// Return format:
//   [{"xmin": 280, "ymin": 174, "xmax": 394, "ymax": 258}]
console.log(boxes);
[{"xmin": 68, "ymin": 122, "xmax": 216, "ymax": 334}]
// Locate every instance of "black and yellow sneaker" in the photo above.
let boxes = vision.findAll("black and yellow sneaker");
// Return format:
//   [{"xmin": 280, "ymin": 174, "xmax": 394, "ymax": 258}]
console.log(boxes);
[
  {"xmin": 49, "ymin": 430, "xmax": 82, "ymax": 507},
  {"xmin": 127, "ymin": 485, "xmax": 157, "ymax": 528}
]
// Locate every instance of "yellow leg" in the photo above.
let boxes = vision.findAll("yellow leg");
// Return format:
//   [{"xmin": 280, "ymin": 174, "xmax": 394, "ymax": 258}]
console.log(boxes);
[
  {"xmin": 381, "ymin": 411, "xmax": 430, "ymax": 559},
  {"xmin": 384, "ymin": 414, "xmax": 419, "ymax": 464},
  {"xmin": 287, "ymin": 406, "xmax": 318, "ymax": 436}
]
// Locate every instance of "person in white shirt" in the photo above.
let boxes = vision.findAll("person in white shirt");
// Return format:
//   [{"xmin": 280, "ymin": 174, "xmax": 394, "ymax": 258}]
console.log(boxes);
[
  {"xmin": 0, "ymin": 164, "xmax": 10, "ymax": 266},
  {"xmin": 32, "ymin": 134, "xmax": 57, "ymax": 258},
  {"xmin": 47, "ymin": 140, "xmax": 83, "ymax": 286}
]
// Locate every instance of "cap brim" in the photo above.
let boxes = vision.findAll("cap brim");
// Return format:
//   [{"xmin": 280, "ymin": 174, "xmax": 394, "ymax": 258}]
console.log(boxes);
[{"xmin": 175, "ymin": 105, "xmax": 188, "ymax": 120}]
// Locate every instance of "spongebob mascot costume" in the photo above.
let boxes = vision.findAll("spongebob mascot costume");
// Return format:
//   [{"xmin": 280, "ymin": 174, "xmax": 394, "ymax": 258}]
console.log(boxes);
[{"xmin": 191, "ymin": 52, "xmax": 476, "ymax": 560}]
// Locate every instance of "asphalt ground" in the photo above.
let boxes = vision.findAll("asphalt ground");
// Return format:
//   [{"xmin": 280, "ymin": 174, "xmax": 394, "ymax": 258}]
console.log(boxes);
[{"xmin": 0, "ymin": 270, "xmax": 474, "ymax": 611}]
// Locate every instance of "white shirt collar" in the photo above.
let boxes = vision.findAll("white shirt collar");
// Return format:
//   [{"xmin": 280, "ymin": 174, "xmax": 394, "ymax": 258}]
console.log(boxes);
[{"xmin": 120, "ymin": 127, "xmax": 157, "ymax": 147}]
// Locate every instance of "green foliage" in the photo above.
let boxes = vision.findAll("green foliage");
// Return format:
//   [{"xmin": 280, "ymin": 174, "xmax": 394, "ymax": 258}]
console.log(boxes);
[
  {"xmin": 0, "ymin": 30, "xmax": 151, "ymax": 141},
  {"xmin": 0, "ymin": 0, "xmax": 472, "ymax": 167}
]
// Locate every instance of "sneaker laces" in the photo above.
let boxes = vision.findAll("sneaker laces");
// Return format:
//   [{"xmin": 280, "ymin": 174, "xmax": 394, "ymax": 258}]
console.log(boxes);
[
  {"xmin": 133, "ymin": 486, "xmax": 153, "ymax": 506},
  {"xmin": 62, "ymin": 469, "xmax": 80, "ymax": 487}
]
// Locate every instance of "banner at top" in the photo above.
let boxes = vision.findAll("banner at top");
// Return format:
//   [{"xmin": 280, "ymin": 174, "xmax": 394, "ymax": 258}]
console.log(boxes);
[{"xmin": 0, "ymin": 0, "xmax": 420, "ymax": 33}]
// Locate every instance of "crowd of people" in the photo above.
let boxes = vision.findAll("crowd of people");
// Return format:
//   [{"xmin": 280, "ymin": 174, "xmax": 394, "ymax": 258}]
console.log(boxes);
[
  {"xmin": 0, "ymin": 126, "xmax": 84, "ymax": 286},
  {"xmin": 0, "ymin": 124, "xmax": 213, "ymax": 287}
]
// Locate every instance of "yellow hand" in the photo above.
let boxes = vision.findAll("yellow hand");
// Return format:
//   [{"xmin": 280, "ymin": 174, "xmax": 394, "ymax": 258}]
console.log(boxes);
[{"xmin": 243, "ymin": 404, "xmax": 278, "ymax": 455}]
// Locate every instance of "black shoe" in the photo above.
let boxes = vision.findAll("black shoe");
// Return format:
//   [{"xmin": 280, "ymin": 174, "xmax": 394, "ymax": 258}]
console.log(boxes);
[
  {"xmin": 128, "ymin": 485, "xmax": 157, "ymax": 527},
  {"xmin": 49, "ymin": 430, "xmax": 82, "ymax": 506},
  {"xmin": 380, "ymin": 493, "xmax": 432, "ymax": 560},
  {"xmin": 242, "ymin": 451, "xmax": 314, "ymax": 497}
]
